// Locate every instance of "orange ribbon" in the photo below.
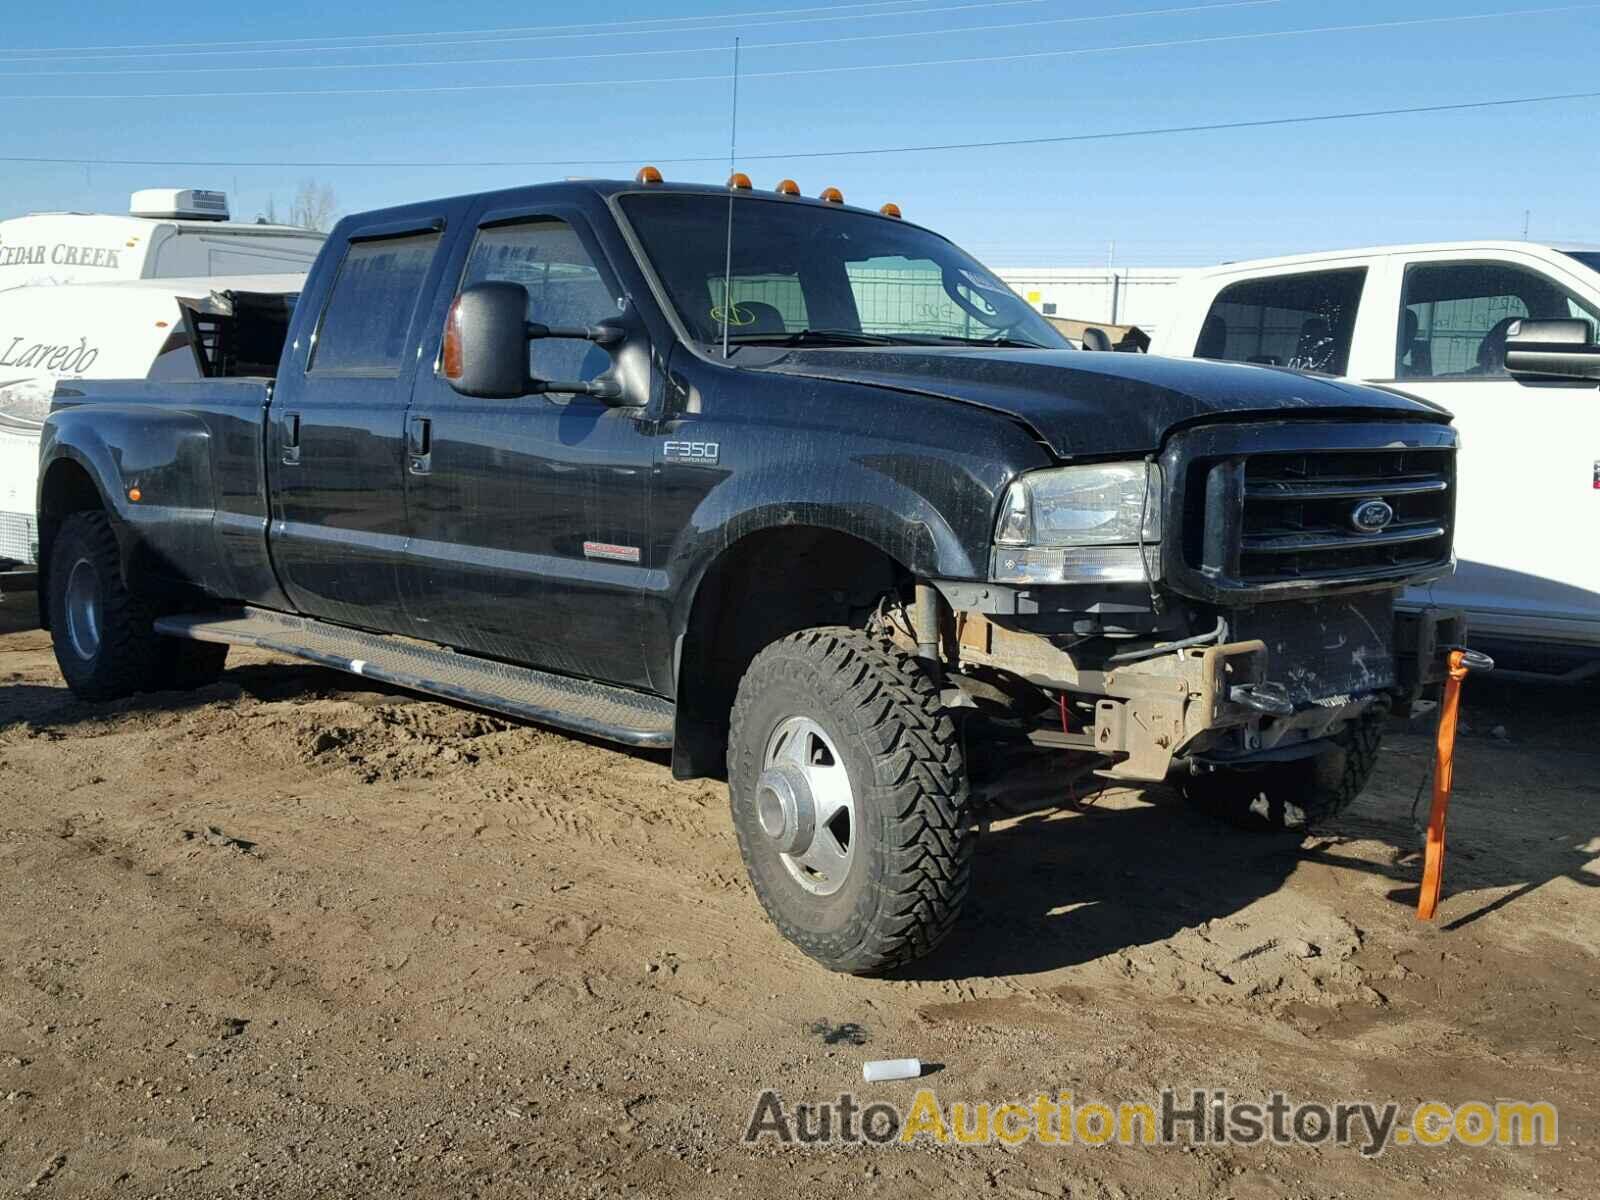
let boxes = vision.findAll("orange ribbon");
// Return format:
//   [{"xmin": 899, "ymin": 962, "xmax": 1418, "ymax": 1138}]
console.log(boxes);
[{"xmin": 1417, "ymin": 649, "xmax": 1470, "ymax": 920}]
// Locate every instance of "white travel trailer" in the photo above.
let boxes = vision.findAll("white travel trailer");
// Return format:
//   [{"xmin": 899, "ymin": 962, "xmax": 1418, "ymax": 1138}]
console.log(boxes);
[
  {"xmin": 0, "ymin": 188, "xmax": 323, "ymax": 290},
  {"xmin": 0, "ymin": 271, "xmax": 307, "ymax": 568}
]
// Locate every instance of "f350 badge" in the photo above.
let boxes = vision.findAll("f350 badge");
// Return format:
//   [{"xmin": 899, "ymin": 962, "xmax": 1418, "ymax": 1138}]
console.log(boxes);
[{"xmin": 664, "ymin": 440, "xmax": 720, "ymax": 465}]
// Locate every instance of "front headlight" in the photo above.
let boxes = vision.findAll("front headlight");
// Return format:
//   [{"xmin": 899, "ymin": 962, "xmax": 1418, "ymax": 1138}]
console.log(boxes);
[{"xmin": 991, "ymin": 462, "xmax": 1161, "ymax": 584}]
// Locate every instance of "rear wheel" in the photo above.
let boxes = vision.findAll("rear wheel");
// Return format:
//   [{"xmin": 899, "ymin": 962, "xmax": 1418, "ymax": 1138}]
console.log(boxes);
[
  {"xmin": 1181, "ymin": 712, "xmax": 1385, "ymax": 832},
  {"xmin": 48, "ymin": 511, "xmax": 227, "ymax": 700},
  {"xmin": 727, "ymin": 627, "xmax": 975, "ymax": 974}
]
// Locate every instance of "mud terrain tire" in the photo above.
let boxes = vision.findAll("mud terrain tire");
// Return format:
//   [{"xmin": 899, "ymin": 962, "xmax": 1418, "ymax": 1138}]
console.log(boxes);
[{"xmin": 728, "ymin": 628, "xmax": 975, "ymax": 974}]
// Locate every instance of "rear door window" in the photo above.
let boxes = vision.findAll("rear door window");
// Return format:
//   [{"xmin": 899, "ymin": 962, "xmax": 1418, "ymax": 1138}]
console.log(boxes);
[
  {"xmin": 311, "ymin": 231, "xmax": 441, "ymax": 374},
  {"xmin": 1194, "ymin": 268, "xmax": 1367, "ymax": 375}
]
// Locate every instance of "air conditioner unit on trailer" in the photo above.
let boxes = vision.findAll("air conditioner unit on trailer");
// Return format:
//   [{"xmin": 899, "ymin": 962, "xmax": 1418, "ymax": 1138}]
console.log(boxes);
[{"xmin": 129, "ymin": 188, "xmax": 230, "ymax": 221}]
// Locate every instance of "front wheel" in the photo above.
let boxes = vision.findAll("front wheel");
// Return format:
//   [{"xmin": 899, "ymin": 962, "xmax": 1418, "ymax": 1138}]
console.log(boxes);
[
  {"xmin": 727, "ymin": 628, "xmax": 975, "ymax": 974},
  {"xmin": 1181, "ymin": 711, "xmax": 1385, "ymax": 832}
]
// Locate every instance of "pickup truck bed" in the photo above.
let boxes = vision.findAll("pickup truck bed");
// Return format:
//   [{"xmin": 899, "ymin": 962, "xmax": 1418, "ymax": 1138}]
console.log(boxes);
[{"xmin": 47, "ymin": 377, "xmax": 289, "ymax": 614}]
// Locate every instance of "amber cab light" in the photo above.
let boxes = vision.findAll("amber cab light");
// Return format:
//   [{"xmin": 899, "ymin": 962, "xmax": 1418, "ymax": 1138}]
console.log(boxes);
[
  {"xmin": 819, "ymin": 186, "xmax": 844, "ymax": 204},
  {"xmin": 635, "ymin": 165, "xmax": 663, "ymax": 185},
  {"xmin": 775, "ymin": 178, "xmax": 801, "ymax": 196},
  {"xmin": 442, "ymin": 298, "xmax": 465, "ymax": 381},
  {"xmin": 879, "ymin": 202, "xmax": 902, "ymax": 219},
  {"xmin": 728, "ymin": 171, "xmax": 753, "ymax": 190}
]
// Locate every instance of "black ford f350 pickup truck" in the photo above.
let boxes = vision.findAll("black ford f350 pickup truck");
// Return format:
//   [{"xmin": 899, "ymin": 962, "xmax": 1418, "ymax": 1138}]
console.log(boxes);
[{"xmin": 37, "ymin": 173, "xmax": 1461, "ymax": 973}]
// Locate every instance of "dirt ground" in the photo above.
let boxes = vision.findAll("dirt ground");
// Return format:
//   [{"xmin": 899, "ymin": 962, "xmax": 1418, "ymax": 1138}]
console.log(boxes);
[{"xmin": 1, "ymin": 594, "xmax": 1596, "ymax": 1199}]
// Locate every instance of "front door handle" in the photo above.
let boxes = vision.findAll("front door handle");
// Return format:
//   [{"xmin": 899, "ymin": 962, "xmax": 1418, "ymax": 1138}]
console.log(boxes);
[
  {"xmin": 408, "ymin": 415, "xmax": 432, "ymax": 476},
  {"xmin": 281, "ymin": 411, "xmax": 301, "ymax": 466}
]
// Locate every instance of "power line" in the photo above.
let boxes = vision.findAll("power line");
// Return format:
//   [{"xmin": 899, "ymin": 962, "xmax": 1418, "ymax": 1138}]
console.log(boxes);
[
  {"xmin": 2, "ymin": 89, "xmax": 1596, "ymax": 171},
  {"xmin": 0, "ymin": 0, "xmax": 950, "ymax": 55},
  {"xmin": 0, "ymin": 2, "xmax": 1281, "ymax": 78},
  {"xmin": 0, "ymin": 0, "xmax": 1050, "ymax": 64},
  {"xmin": 5, "ymin": 4, "xmax": 1590, "ymax": 101}
]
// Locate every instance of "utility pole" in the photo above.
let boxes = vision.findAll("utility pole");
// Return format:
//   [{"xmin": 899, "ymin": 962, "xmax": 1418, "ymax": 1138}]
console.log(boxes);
[
  {"xmin": 1107, "ymin": 241, "xmax": 1120, "ymax": 326},
  {"xmin": 1522, "ymin": 209, "xmax": 1531, "ymax": 239}
]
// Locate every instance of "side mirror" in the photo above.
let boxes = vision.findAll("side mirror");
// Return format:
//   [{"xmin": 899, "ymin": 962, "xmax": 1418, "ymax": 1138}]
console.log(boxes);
[
  {"xmin": 442, "ymin": 281, "xmax": 628, "ymax": 401},
  {"xmin": 1080, "ymin": 327, "xmax": 1113, "ymax": 353},
  {"xmin": 1504, "ymin": 317, "xmax": 1600, "ymax": 381}
]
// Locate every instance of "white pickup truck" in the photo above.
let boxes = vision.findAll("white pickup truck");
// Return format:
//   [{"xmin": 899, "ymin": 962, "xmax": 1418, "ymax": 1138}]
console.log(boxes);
[{"xmin": 1152, "ymin": 241, "xmax": 1600, "ymax": 674}]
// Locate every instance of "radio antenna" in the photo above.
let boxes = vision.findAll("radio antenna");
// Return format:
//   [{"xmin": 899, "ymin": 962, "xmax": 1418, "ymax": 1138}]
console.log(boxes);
[{"xmin": 720, "ymin": 36, "xmax": 741, "ymax": 360}]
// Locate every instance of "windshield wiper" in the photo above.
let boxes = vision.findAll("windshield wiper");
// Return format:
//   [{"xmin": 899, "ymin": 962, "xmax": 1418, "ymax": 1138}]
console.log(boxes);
[
  {"xmin": 914, "ymin": 333, "xmax": 1055, "ymax": 350},
  {"xmin": 721, "ymin": 329, "xmax": 1055, "ymax": 350},
  {"xmin": 723, "ymin": 328, "xmax": 905, "ymax": 347}
]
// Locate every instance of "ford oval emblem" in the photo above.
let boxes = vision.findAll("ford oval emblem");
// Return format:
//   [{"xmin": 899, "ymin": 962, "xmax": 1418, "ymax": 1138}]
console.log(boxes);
[{"xmin": 1351, "ymin": 499, "xmax": 1395, "ymax": 534}]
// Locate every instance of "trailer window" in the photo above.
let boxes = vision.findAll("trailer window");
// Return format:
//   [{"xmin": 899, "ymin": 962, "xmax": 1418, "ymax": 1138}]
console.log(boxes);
[
  {"xmin": 312, "ymin": 231, "xmax": 441, "ymax": 374},
  {"xmin": 1196, "ymin": 268, "xmax": 1366, "ymax": 375}
]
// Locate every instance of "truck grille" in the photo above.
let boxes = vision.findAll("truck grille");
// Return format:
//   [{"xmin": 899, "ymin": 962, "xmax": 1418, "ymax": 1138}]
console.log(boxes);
[
  {"xmin": 1160, "ymin": 421, "xmax": 1457, "ymax": 603},
  {"xmin": 1239, "ymin": 447, "xmax": 1452, "ymax": 584}
]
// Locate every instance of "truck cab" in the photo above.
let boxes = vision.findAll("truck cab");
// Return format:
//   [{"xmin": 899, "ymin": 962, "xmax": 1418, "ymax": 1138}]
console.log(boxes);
[
  {"xmin": 37, "ymin": 175, "xmax": 1464, "ymax": 974},
  {"xmin": 1153, "ymin": 241, "xmax": 1600, "ymax": 669}
]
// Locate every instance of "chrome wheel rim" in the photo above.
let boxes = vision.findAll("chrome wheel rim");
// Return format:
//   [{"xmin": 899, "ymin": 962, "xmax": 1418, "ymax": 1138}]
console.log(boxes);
[
  {"xmin": 758, "ymin": 716, "xmax": 856, "ymax": 896},
  {"xmin": 64, "ymin": 557, "xmax": 102, "ymax": 662}
]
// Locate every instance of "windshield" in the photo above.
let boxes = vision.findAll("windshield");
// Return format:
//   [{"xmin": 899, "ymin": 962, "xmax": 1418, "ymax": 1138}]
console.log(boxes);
[
  {"xmin": 619, "ymin": 193, "xmax": 1067, "ymax": 350},
  {"xmin": 1560, "ymin": 250, "xmax": 1600, "ymax": 276}
]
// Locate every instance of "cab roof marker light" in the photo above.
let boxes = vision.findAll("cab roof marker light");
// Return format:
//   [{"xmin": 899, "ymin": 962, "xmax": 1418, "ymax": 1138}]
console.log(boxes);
[
  {"xmin": 635, "ymin": 165, "xmax": 663, "ymax": 185},
  {"xmin": 879, "ymin": 202, "xmax": 903, "ymax": 219},
  {"xmin": 727, "ymin": 171, "xmax": 753, "ymax": 191},
  {"xmin": 775, "ymin": 179, "xmax": 801, "ymax": 197},
  {"xmin": 820, "ymin": 186, "xmax": 844, "ymax": 204}
]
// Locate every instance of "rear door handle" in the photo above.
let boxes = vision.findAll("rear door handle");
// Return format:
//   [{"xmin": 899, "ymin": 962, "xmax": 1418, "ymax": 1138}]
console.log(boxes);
[
  {"xmin": 408, "ymin": 415, "xmax": 432, "ymax": 476},
  {"xmin": 281, "ymin": 411, "xmax": 301, "ymax": 466}
]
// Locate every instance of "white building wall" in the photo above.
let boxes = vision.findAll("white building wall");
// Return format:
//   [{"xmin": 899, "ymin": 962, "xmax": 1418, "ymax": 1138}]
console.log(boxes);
[{"xmin": 995, "ymin": 267, "xmax": 1199, "ymax": 337}]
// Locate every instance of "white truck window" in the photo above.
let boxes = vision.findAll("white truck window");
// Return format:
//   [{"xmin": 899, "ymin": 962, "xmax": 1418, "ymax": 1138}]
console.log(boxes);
[
  {"xmin": 1396, "ymin": 260, "xmax": 1600, "ymax": 379},
  {"xmin": 1194, "ymin": 268, "xmax": 1366, "ymax": 375}
]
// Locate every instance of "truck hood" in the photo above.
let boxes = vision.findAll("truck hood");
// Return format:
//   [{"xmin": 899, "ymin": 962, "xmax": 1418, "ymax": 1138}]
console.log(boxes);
[{"xmin": 756, "ymin": 347, "xmax": 1448, "ymax": 458}]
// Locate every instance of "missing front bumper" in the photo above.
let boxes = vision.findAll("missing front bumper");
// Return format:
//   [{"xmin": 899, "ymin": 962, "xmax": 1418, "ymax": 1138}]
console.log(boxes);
[{"xmin": 950, "ymin": 602, "xmax": 1465, "ymax": 783}]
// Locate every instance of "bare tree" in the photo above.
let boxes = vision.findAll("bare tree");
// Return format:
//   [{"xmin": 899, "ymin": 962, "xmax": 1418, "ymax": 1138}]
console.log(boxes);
[
  {"xmin": 259, "ymin": 195, "xmax": 280, "ymax": 225},
  {"xmin": 290, "ymin": 180, "xmax": 337, "ymax": 233}
]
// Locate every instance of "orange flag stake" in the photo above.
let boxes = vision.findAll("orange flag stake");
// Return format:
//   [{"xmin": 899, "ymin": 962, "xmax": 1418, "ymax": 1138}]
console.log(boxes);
[{"xmin": 1418, "ymin": 648, "xmax": 1485, "ymax": 921}]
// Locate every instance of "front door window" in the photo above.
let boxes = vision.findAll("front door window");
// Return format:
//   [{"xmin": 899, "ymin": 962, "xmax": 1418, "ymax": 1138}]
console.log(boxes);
[{"xmin": 1396, "ymin": 260, "xmax": 1600, "ymax": 379}]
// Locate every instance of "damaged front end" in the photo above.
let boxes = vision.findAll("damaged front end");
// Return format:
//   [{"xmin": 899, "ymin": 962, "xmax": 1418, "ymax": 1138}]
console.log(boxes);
[
  {"xmin": 933, "ymin": 590, "xmax": 1461, "ymax": 782},
  {"xmin": 918, "ymin": 419, "xmax": 1462, "ymax": 783}
]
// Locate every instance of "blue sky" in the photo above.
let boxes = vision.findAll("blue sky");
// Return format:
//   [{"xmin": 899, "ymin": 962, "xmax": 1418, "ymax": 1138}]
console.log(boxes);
[{"xmin": 2, "ymin": 0, "xmax": 1596, "ymax": 265}]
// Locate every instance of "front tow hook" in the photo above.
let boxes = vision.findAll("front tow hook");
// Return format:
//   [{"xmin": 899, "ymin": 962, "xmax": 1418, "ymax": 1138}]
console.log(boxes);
[{"xmin": 1229, "ymin": 682, "xmax": 1295, "ymax": 717}]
